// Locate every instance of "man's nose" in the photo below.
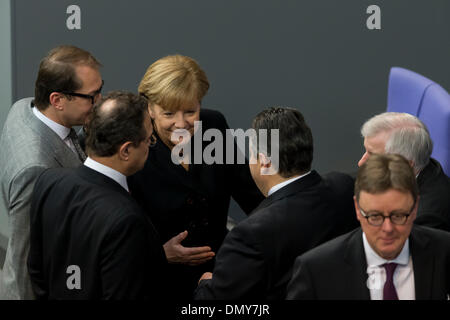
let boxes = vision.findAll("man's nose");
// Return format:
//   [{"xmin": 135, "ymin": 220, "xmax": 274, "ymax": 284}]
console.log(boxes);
[
  {"xmin": 381, "ymin": 216, "xmax": 395, "ymax": 232},
  {"xmin": 358, "ymin": 152, "xmax": 369, "ymax": 167}
]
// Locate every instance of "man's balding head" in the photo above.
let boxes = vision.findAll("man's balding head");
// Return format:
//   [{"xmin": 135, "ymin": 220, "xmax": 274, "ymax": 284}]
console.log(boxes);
[{"xmin": 85, "ymin": 91, "xmax": 150, "ymax": 157}]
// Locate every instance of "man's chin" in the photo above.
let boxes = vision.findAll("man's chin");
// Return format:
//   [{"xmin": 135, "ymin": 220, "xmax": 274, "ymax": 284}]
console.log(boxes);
[{"xmin": 377, "ymin": 243, "xmax": 402, "ymax": 260}]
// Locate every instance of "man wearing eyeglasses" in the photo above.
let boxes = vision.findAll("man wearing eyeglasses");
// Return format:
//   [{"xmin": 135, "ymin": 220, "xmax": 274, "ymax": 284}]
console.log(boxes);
[
  {"xmin": 358, "ymin": 112, "xmax": 450, "ymax": 232},
  {"xmin": 287, "ymin": 154, "xmax": 450, "ymax": 300},
  {"xmin": 0, "ymin": 45, "xmax": 103, "ymax": 299}
]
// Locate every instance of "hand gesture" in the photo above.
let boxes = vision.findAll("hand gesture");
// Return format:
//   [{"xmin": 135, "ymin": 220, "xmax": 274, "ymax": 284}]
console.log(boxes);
[{"xmin": 163, "ymin": 231, "xmax": 215, "ymax": 266}]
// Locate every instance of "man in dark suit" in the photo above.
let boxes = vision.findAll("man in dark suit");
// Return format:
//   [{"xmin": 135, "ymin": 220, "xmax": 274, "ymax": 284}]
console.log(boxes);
[
  {"xmin": 28, "ymin": 91, "xmax": 167, "ymax": 299},
  {"xmin": 358, "ymin": 112, "xmax": 450, "ymax": 231},
  {"xmin": 194, "ymin": 107, "xmax": 359, "ymax": 299},
  {"xmin": 287, "ymin": 154, "xmax": 450, "ymax": 300}
]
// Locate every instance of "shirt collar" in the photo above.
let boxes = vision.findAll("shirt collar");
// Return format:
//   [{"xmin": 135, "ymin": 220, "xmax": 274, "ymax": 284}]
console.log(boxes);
[
  {"xmin": 84, "ymin": 157, "xmax": 129, "ymax": 192},
  {"xmin": 33, "ymin": 106, "xmax": 71, "ymax": 140},
  {"xmin": 267, "ymin": 171, "xmax": 311, "ymax": 197},
  {"xmin": 362, "ymin": 232, "xmax": 410, "ymax": 267}
]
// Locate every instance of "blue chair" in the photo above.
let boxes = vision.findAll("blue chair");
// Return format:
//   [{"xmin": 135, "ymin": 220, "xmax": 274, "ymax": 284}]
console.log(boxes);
[{"xmin": 387, "ymin": 67, "xmax": 450, "ymax": 176}]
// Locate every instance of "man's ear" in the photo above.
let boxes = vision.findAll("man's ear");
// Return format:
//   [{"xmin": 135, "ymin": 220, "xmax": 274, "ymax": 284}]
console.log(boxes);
[
  {"xmin": 259, "ymin": 152, "xmax": 275, "ymax": 176},
  {"xmin": 259, "ymin": 152, "xmax": 271, "ymax": 166},
  {"xmin": 49, "ymin": 92, "xmax": 65, "ymax": 111},
  {"xmin": 119, "ymin": 141, "xmax": 133, "ymax": 161}
]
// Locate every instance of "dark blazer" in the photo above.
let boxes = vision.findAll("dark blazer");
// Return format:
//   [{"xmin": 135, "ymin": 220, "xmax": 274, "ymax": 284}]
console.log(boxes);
[
  {"xmin": 128, "ymin": 108, "xmax": 264, "ymax": 299},
  {"xmin": 28, "ymin": 165, "xmax": 167, "ymax": 300},
  {"xmin": 194, "ymin": 171, "xmax": 360, "ymax": 300},
  {"xmin": 415, "ymin": 158, "xmax": 450, "ymax": 231},
  {"xmin": 287, "ymin": 226, "xmax": 450, "ymax": 300}
]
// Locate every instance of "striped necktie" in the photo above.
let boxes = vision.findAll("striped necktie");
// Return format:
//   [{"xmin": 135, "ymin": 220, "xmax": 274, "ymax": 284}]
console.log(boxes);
[{"xmin": 68, "ymin": 128, "xmax": 87, "ymax": 162}]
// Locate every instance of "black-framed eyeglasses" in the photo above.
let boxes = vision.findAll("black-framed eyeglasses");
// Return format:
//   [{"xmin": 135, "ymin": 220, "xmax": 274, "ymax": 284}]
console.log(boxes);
[
  {"xmin": 357, "ymin": 200, "xmax": 416, "ymax": 226},
  {"xmin": 61, "ymin": 80, "xmax": 104, "ymax": 105}
]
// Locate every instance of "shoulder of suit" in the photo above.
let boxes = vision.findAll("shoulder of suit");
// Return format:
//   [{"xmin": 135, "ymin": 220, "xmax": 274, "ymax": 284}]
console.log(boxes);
[
  {"xmin": 233, "ymin": 201, "xmax": 289, "ymax": 239},
  {"xmin": 300, "ymin": 228, "xmax": 361, "ymax": 262},
  {"xmin": 38, "ymin": 166, "xmax": 74, "ymax": 179},
  {"xmin": 321, "ymin": 171, "xmax": 355, "ymax": 196},
  {"xmin": 200, "ymin": 108, "xmax": 228, "ymax": 129},
  {"xmin": 11, "ymin": 97, "xmax": 34, "ymax": 110},
  {"xmin": 412, "ymin": 225, "xmax": 450, "ymax": 244},
  {"xmin": 34, "ymin": 167, "xmax": 78, "ymax": 189},
  {"xmin": 4, "ymin": 97, "xmax": 34, "ymax": 123},
  {"xmin": 2, "ymin": 98, "xmax": 51, "ymax": 147},
  {"xmin": 322, "ymin": 171, "xmax": 354, "ymax": 185}
]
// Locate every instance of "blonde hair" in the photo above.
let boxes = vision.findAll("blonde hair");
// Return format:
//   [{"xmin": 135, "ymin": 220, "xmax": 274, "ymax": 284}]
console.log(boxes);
[{"xmin": 138, "ymin": 55, "xmax": 210, "ymax": 112}]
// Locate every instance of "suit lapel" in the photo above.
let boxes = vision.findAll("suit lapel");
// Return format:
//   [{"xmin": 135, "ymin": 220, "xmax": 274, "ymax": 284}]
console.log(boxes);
[
  {"xmin": 410, "ymin": 227, "xmax": 434, "ymax": 300},
  {"xmin": 23, "ymin": 101, "xmax": 80, "ymax": 167},
  {"xmin": 343, "ymin": 229, "xmax": 371, "ymax": 300}
]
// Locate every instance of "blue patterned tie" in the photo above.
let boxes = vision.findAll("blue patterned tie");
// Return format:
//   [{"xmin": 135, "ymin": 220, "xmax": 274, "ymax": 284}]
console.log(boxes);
[{"xmin": 383, "ymin": 263, "xmax": 399, "ymax": 300}]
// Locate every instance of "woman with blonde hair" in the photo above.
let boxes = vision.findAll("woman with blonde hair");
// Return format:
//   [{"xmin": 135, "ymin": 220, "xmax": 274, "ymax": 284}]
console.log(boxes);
[{"xmin": 128, "ymin": 55, "xmax": 263, "ymax": 299}]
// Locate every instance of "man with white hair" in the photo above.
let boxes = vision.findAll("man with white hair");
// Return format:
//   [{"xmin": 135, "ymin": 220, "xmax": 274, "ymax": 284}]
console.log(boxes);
[{"xmin": 358, "ymin": 112, "xmax": 450, "ymax": 232}]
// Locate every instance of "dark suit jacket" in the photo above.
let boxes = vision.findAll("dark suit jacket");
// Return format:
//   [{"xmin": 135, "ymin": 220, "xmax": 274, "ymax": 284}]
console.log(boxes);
[
  {"xmin": 287, "ymin": 226, "xmax": 450, "ymax": 300},
  {"xmin": 28, "ymin": 165, "xmax": 167, "ymax": 300},
  {"xmin": 415, "ymin": 158, "xmax": 450, "ymax": 231},
  {"xmin": 194, "ymin": 171, "xmax": 360, "ymax": 300},
  {"xmin": 127, "ymin": 108, "xmax": 264, "ymax": 299}
]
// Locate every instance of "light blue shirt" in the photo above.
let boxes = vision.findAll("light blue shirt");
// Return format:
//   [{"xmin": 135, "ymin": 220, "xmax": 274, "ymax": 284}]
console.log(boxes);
[{"xmin": 84, "ymin": 157, "xmax": 129, "ymax": 192}]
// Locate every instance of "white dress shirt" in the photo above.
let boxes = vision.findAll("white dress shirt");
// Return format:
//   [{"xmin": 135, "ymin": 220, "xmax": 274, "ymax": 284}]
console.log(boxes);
[
  {"xmin": 363, "ymin": 233, "xmax": 415, "ymax": 300},
  {"xmin": 32, "ymin": 107, "xmax": 78, "ymax": 154},
  {"xmin": 84, "ymin": 157, "xmax": 129, "ymax": 192},
  {"xmin": 267, "ymin": 171, "xmax": 311, "ymax": 197}
]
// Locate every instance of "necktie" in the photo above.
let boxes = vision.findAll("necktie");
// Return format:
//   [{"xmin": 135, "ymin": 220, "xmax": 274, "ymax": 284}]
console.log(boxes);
[
  {"xmin": 383, "ymin": 263, "xmax": 399, "ymax": 300},
  {"xmin": 68, "ymin": 128, "xmax": 87, "ymax": 162}
]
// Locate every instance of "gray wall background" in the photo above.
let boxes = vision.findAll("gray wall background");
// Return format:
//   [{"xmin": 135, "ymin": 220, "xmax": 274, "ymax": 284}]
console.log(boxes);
[
  {"xmin": 0, "ymin": 0, "xmax": 12, "ymax": 250},
  {"xmin": 1, "ymin": 0, "xmax": 449, "ymax": 239}
]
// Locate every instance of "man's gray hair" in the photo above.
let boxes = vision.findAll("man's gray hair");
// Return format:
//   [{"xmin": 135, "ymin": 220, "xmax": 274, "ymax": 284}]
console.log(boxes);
[{"xmin": 361, "ymin": 112, "xmax": 433, "ymax": 172}]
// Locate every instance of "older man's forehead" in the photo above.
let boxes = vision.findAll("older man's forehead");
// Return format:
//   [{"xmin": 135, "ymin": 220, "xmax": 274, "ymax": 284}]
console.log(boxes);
[{"xmin": 365, "ymin": 132, "xmax": 390, "ymax": 151}]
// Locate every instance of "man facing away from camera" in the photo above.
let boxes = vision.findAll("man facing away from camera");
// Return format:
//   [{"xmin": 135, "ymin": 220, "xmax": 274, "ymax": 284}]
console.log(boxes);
[{"xmin": 195, "ymin": 107, "xmax": 359, "ymax": 299}]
